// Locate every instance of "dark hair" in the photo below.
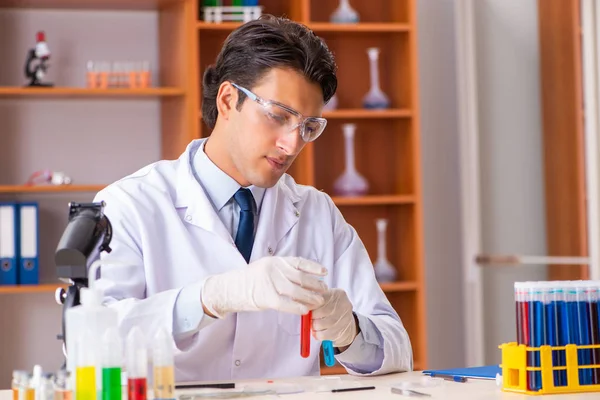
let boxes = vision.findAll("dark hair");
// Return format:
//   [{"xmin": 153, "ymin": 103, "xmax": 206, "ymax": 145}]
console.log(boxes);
[{"xmin": 201, "ymin": 15, "xmax": 338, "ymax": 130}]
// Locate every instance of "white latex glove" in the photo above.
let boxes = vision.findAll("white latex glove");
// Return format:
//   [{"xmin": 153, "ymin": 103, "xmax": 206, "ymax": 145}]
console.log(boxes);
[
  {"xmin": 201, "ymin": 256, "xmax": 328, "ymax": 318},
  {"xmin": 311, "ymin": 288, "xmax": 358, "ymax": 348}
]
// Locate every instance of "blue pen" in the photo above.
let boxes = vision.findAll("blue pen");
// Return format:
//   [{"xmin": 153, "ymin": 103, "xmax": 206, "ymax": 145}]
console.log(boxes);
[{"xmin": 322, "ymin": 340, "xmax": 335, "ymax": 367}]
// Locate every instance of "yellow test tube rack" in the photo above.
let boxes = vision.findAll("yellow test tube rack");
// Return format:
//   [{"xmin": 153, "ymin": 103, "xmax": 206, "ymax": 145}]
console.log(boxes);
[{"xmin": 500, "ymin": 342, "xmax": 600, "ymax": 395}]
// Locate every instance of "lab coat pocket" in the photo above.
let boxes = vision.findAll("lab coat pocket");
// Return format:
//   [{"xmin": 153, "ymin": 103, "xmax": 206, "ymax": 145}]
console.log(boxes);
[{"xmin": 277, "ymin": 312, "xmax": 301, "ymax": 336}]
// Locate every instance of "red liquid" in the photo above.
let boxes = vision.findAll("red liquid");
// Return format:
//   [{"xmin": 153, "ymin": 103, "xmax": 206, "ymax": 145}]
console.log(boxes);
[
  {"xmin": 521, "ymin": 301, "xmax": 530, "ymax": 346},
  {"xmin": 516, "ymin": 301, "xmax": 523, "ymax": 344},
  {"xmin": 301, "ymin": 311, "xmax": 311, "ymax": 358},
  {"xmin": 519, "ymin": 301, "xmax": 532, "ymax": 390},
  {"xmin": 128, "ymin": 378, "xmax": 147, "ymax": 400}
]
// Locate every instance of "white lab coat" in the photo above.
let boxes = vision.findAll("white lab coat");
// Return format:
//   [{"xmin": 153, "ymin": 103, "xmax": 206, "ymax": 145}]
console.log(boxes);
[{"xmin": 94, "ymin": 139, "xmax": 412, "ymax": 382}]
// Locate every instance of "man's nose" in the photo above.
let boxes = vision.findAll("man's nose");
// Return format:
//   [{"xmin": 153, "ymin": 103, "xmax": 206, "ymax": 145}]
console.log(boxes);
[{"xmin": 276, "ymin": 125, "xmax": 303, "ymax": 156}]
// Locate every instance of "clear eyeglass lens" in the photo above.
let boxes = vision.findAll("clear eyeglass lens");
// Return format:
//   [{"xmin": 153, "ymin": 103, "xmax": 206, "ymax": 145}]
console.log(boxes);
[{"xmin": 261, "ymin": 102, "xmax": 325, "ymax": 142}]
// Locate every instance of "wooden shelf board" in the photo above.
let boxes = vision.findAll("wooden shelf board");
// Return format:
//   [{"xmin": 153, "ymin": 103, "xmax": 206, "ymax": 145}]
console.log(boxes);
[
  {"xmin": 0, "ymin": 284, "xmax": 66, "ymax": 294},
  {"xmin": 0, "ymin": 0, "xmax": 179, "ymax": 10},
  {"xmin": 198, "ymin": 22, "xmax": 411, "ymax": 33},
  {"xmin": 324, "ymin": 109, "xmax": 412, "ymax": 119},
  {"xmin": 0, "ymin": 185, "xmax": 105, "ymax": 193},
  {"xmin": 197, "ymin": 21, "xmax": 242, "ymax": 31},
  {"xmin": 308, "ymin": 23, "xmax": 411, "ymax": 33},
  {"xmin": 0, "ymin": 87, "xmax": 185, "ymax": 97},
  {"xmin": 380, "ymin": 281, "xmax": 419, "ymax": 292},
  {"xmin": 332, "ymin": 195, "xmax": 416, "ymax": 206}
]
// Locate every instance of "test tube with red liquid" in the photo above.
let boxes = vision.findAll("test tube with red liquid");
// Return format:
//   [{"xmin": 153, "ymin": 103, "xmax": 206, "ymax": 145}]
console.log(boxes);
[
  {"xmin": 301, "ymin": 312, "xmax": 311, "ymax": 358},
  {"xmin": 126, "ymin": 327, "xmax": 148, "ymax": 400}
]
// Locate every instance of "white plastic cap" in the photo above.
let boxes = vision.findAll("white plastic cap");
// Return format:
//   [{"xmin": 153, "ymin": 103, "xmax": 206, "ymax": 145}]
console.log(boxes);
[
  {"xmin": 80, "ymin": 287, "xmax": 103, "ymax": 307},
  {"xmin": 153, "ymin": 327, "xmax": 174, "ymax": 367},
  {"xmin": 31, "ymin": 365, "xmax": 42, "ymax": 388}
]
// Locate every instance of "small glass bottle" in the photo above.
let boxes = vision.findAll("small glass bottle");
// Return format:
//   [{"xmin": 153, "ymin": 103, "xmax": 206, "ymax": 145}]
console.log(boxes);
[
  {"xmin": 20, "ymin": 374, "xmax": 33, "ymax": 400},
  {"xmin": 153, "ymin": 327, "xmax": 175, "ymax": 400},
  {"xmin": 53, "ymin": 370, "xmax": 72, "ymax": 400},
  {"xmin": 38, "ymin": 374, "xmax": 54, "ymax": 400},
  {"xmin": 330, "ymin": 0, "xmax": 359, "ymax": 24},
  {"xmin": 12, "ymin": 371, "xmax": 28, "ymax": 400},
  {"xmin": 127, "ymin": 327, "xmax": 148, "ymax": 400}
]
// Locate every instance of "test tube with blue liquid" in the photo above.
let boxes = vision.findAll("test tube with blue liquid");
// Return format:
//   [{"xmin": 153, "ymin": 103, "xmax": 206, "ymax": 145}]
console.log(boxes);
[
  {"xmin": 545, "ymin": 282, "xmax": 562, "ymax": 387},
  {"xmin": 575, "ymin": 282, "xmax": 593, "ymax": 385},
  {"xmin": 529, "ymin": 282, "xmax": 544, "ymax": 391}
]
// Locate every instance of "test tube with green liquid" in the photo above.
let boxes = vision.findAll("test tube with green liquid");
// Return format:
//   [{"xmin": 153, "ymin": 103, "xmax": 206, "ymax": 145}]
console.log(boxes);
[{"xmin": 101, "ymin": 328, "xmax": 122, "ymax": 400}]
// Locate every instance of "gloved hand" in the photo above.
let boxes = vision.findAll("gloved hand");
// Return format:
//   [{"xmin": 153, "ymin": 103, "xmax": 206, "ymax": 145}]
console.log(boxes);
[
  {"xmin": 311, "ymin": 288, "xmax": 358, "ymax": 348},
  {"xmin": 201, "ymin": 256, "xmax": 328, "ymax": 318}
]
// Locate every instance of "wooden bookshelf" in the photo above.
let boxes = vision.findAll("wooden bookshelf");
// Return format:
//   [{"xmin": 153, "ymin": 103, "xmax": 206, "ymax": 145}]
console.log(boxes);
[{"xmin": 197, "ymin": 0, "xmax": 427, "ymax": 373}]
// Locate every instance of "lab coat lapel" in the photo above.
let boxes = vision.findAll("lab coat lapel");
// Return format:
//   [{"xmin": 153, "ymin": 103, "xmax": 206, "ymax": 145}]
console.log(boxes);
[
  {"xmin": 175, "ymin": 140, "xmax": 233, "ymax": 243},
  {"xmin": 251, "ymin": 178, "xmax": 300, "ymax": 262}
]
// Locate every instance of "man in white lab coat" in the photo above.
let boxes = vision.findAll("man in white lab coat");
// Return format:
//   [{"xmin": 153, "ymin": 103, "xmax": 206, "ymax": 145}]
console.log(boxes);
[{"xmin": 94, "ymin": 14, "xmax": 412, "ymax": 382}]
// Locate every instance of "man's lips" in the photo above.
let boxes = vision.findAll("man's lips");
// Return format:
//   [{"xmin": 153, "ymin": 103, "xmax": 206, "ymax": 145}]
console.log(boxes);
[{"xmin": 266, "ymin": 157, "xmax": 287, "ymax": 170}]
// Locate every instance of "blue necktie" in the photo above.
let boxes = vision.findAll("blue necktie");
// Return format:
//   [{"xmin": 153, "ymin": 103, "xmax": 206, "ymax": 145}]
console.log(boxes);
[{"xmin": 233, "ymin": 188, "xmax": 255, "ymax": 263}]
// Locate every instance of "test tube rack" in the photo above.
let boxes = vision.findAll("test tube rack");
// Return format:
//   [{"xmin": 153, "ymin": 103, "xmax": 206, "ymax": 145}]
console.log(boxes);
[{"xmin": 500, "ymin": 342, "xmax": 600, "ymax": 395}]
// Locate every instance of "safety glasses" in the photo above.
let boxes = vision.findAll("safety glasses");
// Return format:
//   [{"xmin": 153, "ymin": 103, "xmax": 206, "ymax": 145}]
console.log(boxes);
[{"xmin": 231, "ymin": 82, "xmax": 328, "ymax": 142}]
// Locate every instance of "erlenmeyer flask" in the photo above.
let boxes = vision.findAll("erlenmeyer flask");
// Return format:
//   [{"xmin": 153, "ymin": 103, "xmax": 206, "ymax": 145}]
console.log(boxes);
[
  {"xmin": 363, "ymin": 47, "xmax": 390, "ymax": 109},
  {"xmin": 330, "ymin": 0, "xmax": 359, "ymax": 24},
  {"xmin": 373, "ymin": 218, "xmax": 397, "ymax": 283},
  {"xmin": 333, "ymin": 123, "xmax": 368, "ymax": 196}
]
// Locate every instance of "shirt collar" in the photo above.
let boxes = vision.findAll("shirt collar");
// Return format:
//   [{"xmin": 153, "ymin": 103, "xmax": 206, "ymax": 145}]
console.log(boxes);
[{"xmin": 192, "ymin": 139, "xmax": 266, "ymax": 213}]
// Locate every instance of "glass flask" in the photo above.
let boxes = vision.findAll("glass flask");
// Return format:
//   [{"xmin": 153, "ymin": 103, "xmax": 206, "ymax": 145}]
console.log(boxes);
[
  {"xmin": 373, "ymin": 218, "xmax": 397, "ymax": 283},
  {"xmin": 363, "ymin": 47, "xmax": 391, "ymax": 109},
  {"xmin": 330, "ymin": 0, "xmax": 359, "ymax": 24},
  {"xmin": 333, "ymin": 123, "xmax": 368, "ymax": 196}
]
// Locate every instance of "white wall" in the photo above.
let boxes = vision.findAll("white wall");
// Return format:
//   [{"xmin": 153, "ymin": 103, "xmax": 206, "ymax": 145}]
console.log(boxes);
[
  {"xmin": 473, "ymin": 0, "xmax": 548, "ymax": 364},
  {"xmin": 416, "ymin": 0, "xmax": 466, "ymax": 369}
]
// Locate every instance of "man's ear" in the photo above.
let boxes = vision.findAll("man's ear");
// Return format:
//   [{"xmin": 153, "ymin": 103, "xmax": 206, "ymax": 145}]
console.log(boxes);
[{"xmin": 216, "ymin": 81, "xmax": 237, "ymax": 121}]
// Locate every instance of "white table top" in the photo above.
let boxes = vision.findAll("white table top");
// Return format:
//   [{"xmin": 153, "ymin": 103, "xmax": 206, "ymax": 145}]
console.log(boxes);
[{"xmin": 2, "ymin": 371, "xmax": 600, "ymax": 399}]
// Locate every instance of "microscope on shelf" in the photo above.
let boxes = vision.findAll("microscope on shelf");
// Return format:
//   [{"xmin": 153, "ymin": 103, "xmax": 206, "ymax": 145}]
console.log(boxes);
[
  {"xmin": 24, "ymin": 31, "xmax": 54, "ymax": 87},
  {"xmin": 54, "ymin": 202, "xmax": 113, "ymax": 364}
]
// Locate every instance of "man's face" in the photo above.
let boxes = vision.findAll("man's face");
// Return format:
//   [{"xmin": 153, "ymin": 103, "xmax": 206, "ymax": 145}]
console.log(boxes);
[{"xmin": 225, "ymin": 68, "xmax": 325, "ymax": 188}]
